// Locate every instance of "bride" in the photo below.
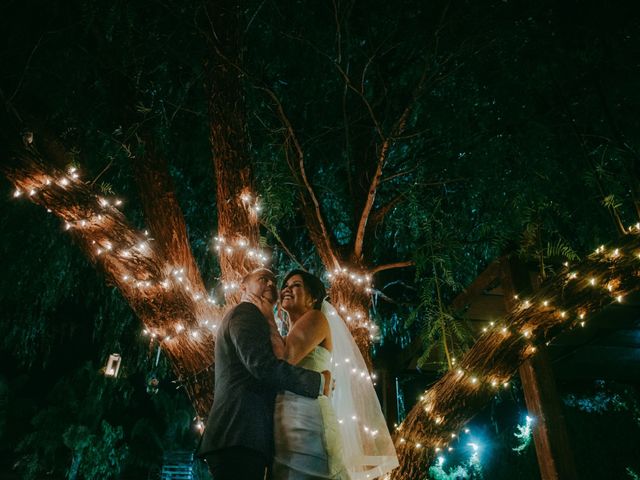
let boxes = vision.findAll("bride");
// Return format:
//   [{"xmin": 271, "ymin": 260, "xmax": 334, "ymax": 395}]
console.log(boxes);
[{"xmin": 265, "ymin": 269, "xmax": 398, "ymax": 479}]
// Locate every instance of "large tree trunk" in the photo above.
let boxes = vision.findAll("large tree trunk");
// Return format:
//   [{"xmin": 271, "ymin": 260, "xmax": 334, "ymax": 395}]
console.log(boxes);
[
  {"xmin": 205, "ymin": 0, "xmax": 262, "ymax": 305},
  {"xmin": 131, "ymin": 135, "xmax": 218, "ymax": 415}
]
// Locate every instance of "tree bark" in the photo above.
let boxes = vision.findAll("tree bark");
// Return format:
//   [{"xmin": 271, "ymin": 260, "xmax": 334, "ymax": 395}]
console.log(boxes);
[
  {"xmin": 502, "ymin": 257, "xmax": 578, "ymax": 480},
  {"xmin": 204, "ymin": 0, "xmax": 262, "ymax": 305}
]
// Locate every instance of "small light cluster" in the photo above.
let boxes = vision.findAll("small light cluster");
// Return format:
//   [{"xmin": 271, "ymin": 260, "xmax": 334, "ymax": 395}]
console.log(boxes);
[
  {"xmin": 13, "ymin": 166, "xmax": 82, "ymax": 199},
  {"xmin": 193, "ymin": 416, "xmax": 205, "ymax": 433},
  {"xmin": 213, "ymin": 235, "xmax": 270, "ymax": 264},
  {"xmin": 452, "ymin": 367, "xmax": 512, "ymax": 389},
  {"xmin": 335, "ymin": 304, "xmax": 380, "ymax": 340},
  {"xmin": 326, "ymin": 267, "xmax": 373, "ymax": 293},
  {"xmin": 142, "ymin": 316, "xmax": 218, "ymax": 344},
  {"xmin": 395, "ymin": 421, "xmax": 475, "ymax": 457},
  {"xmin": 332, "ymin": 358, "xmax": 378, "ymax": 384},
  {"xmin": 239, "ymin": 191, "xmax": 263, "ymax": 216}
]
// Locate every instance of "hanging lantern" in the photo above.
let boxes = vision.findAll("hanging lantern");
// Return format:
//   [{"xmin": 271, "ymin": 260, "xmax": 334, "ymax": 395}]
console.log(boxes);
[{"xmin": 104, "ymin": 353, "xmax": 122, "ymax": 377}]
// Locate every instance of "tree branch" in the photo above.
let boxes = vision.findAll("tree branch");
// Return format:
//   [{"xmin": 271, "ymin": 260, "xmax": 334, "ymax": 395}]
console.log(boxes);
[
  {"xmin": 132, "ymin": 133, "xmax": 207, "ymax": 295},
  {"xmin": 353, "ymin": 65, "xmax": 429, "ymax": 259},
  {"xmin": 391, "ymin": 240, "xmax": 640, "ymax": 478},
  {"xmin": 3, "ymin": 140, "xmax": 220, "ymax": 417},
  {"xmin": 371, "ymin": 260, "xmax": 415, "ymax": 275},
  {"xmin": 259, "ymin": 219, "xmax": 305, "ymax": 269},
  {"xmin": 257, "ymin": 85, "xmax": 340, "ymax": 269}
]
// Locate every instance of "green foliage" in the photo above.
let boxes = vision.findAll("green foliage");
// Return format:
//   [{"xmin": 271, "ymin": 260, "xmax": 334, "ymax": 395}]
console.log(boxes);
[
  {"xmin": 512, "ymin": 416, "xmax": 534, "ymax": 454},
  {"xmin": 63, "ymin": 421, "xmax": 128, "ymax": 480},
  {"xmin": 563, "ymin": 381, "xmax": 640, "ymax": 427},
  {"xmin": 429, "ymin": 455, "xmax": 484, "ymax": 480}
]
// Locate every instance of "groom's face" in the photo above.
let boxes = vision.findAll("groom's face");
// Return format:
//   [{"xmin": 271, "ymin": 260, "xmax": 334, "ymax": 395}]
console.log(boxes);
[{"xmin": 242, "ymin": 269, "xmax": 278, "ymax": 304}]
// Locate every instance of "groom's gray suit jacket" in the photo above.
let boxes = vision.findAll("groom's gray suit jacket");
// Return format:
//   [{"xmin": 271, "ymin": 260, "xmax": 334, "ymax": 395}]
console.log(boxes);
[{"xmin": 197, "ymin": 301, "xmax": 321, "ymax": 459}]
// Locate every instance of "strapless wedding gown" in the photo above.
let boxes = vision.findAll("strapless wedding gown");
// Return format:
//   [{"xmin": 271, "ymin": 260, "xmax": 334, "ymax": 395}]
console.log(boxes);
[{"xmin": 273, "ymin": 346, "xmax": 351, "ymax": 479}]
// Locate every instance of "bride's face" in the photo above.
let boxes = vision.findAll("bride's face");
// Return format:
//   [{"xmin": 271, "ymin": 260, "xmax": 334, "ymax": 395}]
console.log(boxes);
[{"xmin": 280, "ymin": 274, "xmax": 314, "ymax": 313}]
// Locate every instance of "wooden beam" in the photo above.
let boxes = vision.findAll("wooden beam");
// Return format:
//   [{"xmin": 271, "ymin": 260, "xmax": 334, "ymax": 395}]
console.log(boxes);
[
  {"xmin": 501, "ymin": 256, "xmax": 578, "ymax": 480},
  {"xmin": 519, "ymin": 350, "xmax": 579, "ymax": 480},
  {"xmin": 451, "ymin": 258, "xmax": 503, "ymax": 311}
]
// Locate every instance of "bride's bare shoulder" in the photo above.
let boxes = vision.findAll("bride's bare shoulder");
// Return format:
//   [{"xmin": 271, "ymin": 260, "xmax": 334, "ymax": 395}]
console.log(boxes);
[
  {"xmin": 291, "ymin": 309, "xmax": 329, "ymax": 335},
  {"xmin": 300, "ymin": 309, "xmax": 328, "ymax": 324}
]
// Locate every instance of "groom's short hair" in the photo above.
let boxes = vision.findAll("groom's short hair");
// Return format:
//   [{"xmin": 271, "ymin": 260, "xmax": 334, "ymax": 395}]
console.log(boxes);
[{"xmin": 241, "ymin": 268, "xmax": 275, "ymax": 284}]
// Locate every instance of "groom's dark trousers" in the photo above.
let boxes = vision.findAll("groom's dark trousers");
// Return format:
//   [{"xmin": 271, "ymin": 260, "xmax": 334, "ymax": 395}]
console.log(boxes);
[
  {"xmin": 197, "ymin": 302, "xmax": 322, "ymax": 479},
  {"xmin": 205, "ymin": 446, "xmax": 268, "ymax": 480}
]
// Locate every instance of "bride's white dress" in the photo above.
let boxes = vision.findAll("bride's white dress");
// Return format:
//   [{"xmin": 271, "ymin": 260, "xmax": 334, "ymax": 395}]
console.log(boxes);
[{"xmin": 273, "ymin": 346, "xmax": 350, "ymax": 479}]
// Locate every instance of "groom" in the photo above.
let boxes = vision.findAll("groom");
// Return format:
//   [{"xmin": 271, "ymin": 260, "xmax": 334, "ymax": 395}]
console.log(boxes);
[{"xmin": 197, "ymin": 268, "xmax": 330, "ymax": 480}]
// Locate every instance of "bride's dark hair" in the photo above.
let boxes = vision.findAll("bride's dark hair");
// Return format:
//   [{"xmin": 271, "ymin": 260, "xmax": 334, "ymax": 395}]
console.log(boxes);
[{"xmin": 281, "ymin": 269, "xmax": 326, "ymax": 310}]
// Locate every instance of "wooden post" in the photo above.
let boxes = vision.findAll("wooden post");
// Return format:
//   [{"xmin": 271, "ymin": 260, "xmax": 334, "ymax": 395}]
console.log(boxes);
[{"xmin": 501, "ymin": 256, "xmax": 578, "ymax": 480}]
